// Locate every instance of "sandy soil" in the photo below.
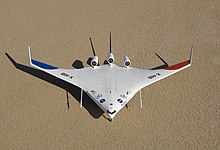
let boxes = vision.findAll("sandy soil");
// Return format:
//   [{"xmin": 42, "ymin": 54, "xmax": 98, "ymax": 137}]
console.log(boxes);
[{"xmin": 1, "ymin": 0, "xmax": 220, "ymax": 149}]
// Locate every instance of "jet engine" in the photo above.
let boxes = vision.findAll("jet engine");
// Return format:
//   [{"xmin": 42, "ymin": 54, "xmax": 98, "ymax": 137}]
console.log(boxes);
[
  {"xmin": 90, "ymin": 56, "xmax": 98, "ymax": 67},
  {"xmin": 123, "ymin": 56, "xmax": 131, "ymax": 67},
  {"xmin": 107, "ymin": 53, "xmax": 114, "ymax": 64}
]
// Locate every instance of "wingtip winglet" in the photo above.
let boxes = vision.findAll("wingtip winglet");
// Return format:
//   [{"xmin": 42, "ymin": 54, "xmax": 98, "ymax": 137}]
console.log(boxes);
[
  {"xmin": 28, "ymin": 46, "xmax": 32, "ymax": 65},
  {"xmin": 190, "ymin": 46, "xmax": 193, "ymax": 65},
  {"xmin": 164, "ymin": 47, "xmax": 193, "ymax": 70},
  {"xmin": 27, "ymin": 47, "xmax": 58, "ymax": 70}
]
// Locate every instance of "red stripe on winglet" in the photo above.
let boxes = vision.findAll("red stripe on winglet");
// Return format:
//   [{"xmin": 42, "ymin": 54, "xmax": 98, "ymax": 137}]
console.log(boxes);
[{"xmin": 165, "ymin": 60, "xmax": 190, "ymax": 70}]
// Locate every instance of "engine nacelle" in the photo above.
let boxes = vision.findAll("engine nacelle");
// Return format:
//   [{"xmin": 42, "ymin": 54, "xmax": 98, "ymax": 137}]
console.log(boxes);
[
  {"xmin": 124, "ymin": 56, "xmax": 131, "ymax": 67},
  {"xmin": 107, "ymin": 53, "xmax": 114, "ymax": 64},
  {"xmin": 90, "ymin": 56, "xmax": 98, "ymax": 67}
]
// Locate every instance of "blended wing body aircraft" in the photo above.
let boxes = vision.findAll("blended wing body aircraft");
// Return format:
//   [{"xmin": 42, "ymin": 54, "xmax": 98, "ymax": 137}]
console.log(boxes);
[{"xmin": 28, "ymin": 34, "xmax": 192, "ymax": 120}]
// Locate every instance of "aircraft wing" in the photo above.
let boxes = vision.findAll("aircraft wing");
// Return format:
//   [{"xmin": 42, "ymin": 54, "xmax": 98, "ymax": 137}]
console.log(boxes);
[
  {"xmin": 28, "ymin": 47, "xmax": 87, "ymax": 90},
  {"xmin": 132, "ymin": 49, "xmax": 193, "ymax": 93}
]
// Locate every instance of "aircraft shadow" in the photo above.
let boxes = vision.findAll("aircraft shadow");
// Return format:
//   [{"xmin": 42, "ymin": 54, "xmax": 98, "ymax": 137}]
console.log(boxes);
[
  {"xmin": 5, "ymin": 53, "xmax": 104, "ymax": 119},
  {"xmin": 72, "ymin": 60, "xmax": 84, "ymax": 69}
]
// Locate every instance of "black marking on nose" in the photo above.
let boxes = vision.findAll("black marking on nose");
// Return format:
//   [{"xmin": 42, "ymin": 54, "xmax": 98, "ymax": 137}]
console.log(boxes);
[{"xmin": 107, "ymin": 110, "xmax": 116, "ymax": 114}]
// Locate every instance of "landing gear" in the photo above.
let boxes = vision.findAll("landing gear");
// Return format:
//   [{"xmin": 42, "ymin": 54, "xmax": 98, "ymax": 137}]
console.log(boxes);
[
  {"xmin": 66, "ymin": 91, "xmax": 70, "ymax": 109},
  {"xmin": 80, "ymin": 89, "xmax": 83, "ymax": 108},
  {"xmin": 125, "ymin": 104, "xmax": 129, "ymax": 110},
  {"xmin": 102, "ymin": 115, "xmax": 112, "ymax": 122},
  {"xmin": 140, "ymin": 90, "xmax": 142, "ymax": 108}
]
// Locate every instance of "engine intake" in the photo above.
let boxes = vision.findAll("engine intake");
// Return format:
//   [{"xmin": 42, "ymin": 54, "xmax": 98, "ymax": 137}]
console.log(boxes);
[
  {"xmin": 124, "ymin": 56, "xmax": 131, "ymax": 67},
  {"xmin": 107, "ymin": 53, "xmax": 114, "ymax": 64},
  {"xmin": 90, "ymin": 56, "xmax": 98, "ymax": 67}
]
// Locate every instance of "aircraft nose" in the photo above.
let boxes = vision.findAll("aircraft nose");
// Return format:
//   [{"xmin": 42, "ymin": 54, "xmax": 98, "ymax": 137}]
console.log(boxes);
[{"xmin": 107, "ymin": 109, "xmax": 117, "ymax": 119}]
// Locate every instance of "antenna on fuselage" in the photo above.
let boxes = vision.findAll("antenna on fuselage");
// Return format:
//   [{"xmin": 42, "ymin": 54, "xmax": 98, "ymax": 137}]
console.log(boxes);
[
  {"xmin": 89, "ymin": 37, "xmax": 99, "ymax": 67},
  {"xmin": 110, "ymin": 32, "xmax": 112, "ymax": 53},
  {"xmin": 89, "ymin": 37, "xmax": 96, "ymax": 56},
  {"xmin": 107, "ymin": 32, "xmax": 114, "ymax": 64}
]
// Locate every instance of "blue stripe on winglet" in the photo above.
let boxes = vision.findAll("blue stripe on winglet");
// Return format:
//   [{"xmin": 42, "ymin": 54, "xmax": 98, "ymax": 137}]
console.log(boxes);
[{"xmin": 31, "ymin": 59, "xmax": 58, "ymax": 69}]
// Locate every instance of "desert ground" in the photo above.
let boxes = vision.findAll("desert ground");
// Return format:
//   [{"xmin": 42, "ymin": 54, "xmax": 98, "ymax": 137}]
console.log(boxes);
[{"xmin": 0, "ymin": 0, "xmax": 220, "ymax": 149}]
